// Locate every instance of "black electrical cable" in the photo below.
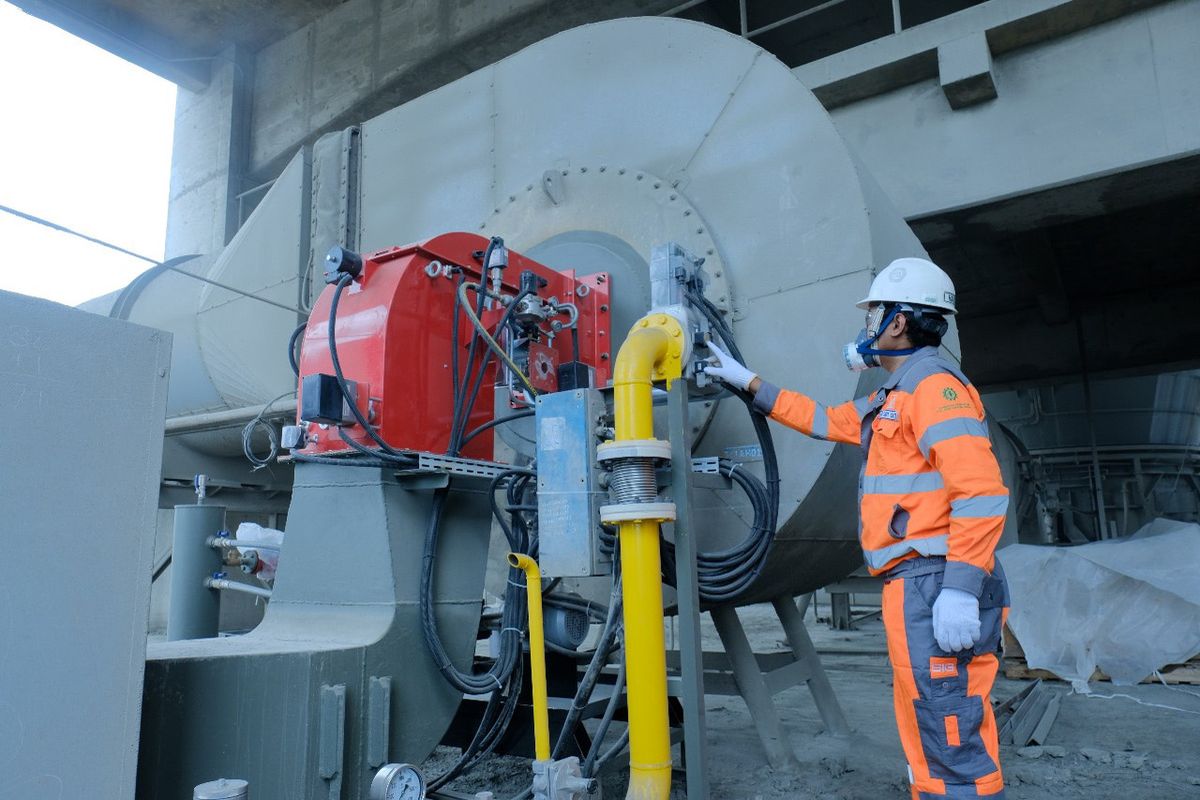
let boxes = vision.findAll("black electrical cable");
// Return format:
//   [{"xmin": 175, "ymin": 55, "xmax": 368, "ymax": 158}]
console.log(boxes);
[
  {"xmin": 550, "ymin": 571, "xmax": 623, "ymax": 760},
  {"xmin": 662, "ymin": 291, "xmax": 782, "ymax": 604},
  {"xmin": 287, "ymin": 321, "xmax": 306, "ymax": 377},
  {"xmin": 430, "ymin": 465, "xmax": 541, "ymax": 790},
  {"xmin": 509, "ymin": 571, "xmax": 621, "ymax": 800},
  {"xmin": 335, "ymin": 429, "xmax": 419, "ymax": 466},
  {"xmin": 420, "ymin": 480, "xmax": 528, "ymax": 695},
  {"xmin": 460, "ymin": 409, "xmax": 536, "ymax": 449},
  {"xmin": 290, "ymin": 453, "xmax": 392, "ymax": 468},
  {"xmin": 328, "ymin": 274, "xmax": 411, "ymax": 460},
  {"xmin": 592, "ymin": 728, "xmax": 630, "ymax": 772},
  {"xmin": 450, "ymin": 238, "xmax": 500, "ymax": 451},
  {"xmin": 451, "ymin": 285, "xmax": 535, "ymax": 454},
  {"xmin": 582, "ymin": 656, "xmax": 626, "ymax": 777},
  {"xmin": 543, "ymin": 594, "xmax": 609, "ymax": 622},
  {"xmin": 429, "ymin": 655, "xmax": 526, "ymax": 791}
]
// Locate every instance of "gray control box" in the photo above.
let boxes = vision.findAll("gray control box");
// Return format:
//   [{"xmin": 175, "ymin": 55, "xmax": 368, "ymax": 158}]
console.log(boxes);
[{"xmin": 535, "ymin": 388, "xmax": 610, "ymax": 577}]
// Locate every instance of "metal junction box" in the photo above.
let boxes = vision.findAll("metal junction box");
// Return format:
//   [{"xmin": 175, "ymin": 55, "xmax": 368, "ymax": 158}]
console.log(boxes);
[{"xmin": 535, "ymin": 388, "xmax": 610, "ymax": 577}]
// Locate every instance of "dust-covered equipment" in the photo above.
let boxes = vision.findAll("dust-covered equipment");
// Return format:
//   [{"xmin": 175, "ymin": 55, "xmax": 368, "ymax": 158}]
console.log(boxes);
[{"xmin": 130, "ymin": 15, "xmax": 950, "ymax": 800}]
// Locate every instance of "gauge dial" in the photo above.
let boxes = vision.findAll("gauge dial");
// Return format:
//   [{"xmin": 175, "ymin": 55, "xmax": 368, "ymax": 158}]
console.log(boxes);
[{"xmin": 369, "ymin": 763, "xmax": 427, "ymax": 800}]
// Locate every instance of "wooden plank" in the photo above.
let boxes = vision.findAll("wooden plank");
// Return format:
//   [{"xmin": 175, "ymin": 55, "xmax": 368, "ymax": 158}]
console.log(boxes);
[
  {"xmin": 1003, "ymin": 656, "xmax": 1200, "ymax": 685},
  {"xmin": 1002, "ymin": 624, "xmax": 1200, "ymax": 685}
]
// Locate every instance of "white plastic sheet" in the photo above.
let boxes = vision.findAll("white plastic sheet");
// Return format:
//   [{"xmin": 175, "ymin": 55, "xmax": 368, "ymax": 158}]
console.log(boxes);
[{"xmin": 1000, "ymin": 519, "xmax": 1200, "ymax": 691}]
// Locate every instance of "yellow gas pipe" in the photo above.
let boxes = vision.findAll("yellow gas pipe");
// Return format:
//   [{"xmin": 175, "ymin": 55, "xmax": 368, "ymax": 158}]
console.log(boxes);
[
  {"xmin": 508, "ymin": 552, "xmax": 551, "ymax": 762},
  {"xmin": 610, "ymin": 314, "xmax": 685, "ymax": 800}
]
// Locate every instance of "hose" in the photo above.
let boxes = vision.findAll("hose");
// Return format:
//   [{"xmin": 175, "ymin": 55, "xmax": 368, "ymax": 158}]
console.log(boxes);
[
  {"xmin": 460, "ymin": 408, "xmax": 536, "ymax": 449},
  {"xmin": 451, "ymin": 287, "xmax": 534, "ymax": 454},
  {"xmin": 456, "ymin": 281, "xmax": 539, "ymax": 398},
  {"xmin": 582, "ymin": 655, "xmax": 627, "ymax": 777},
  {"xmin": 287, "ymin": 321, "xmax": 306, "ymax": 377}
]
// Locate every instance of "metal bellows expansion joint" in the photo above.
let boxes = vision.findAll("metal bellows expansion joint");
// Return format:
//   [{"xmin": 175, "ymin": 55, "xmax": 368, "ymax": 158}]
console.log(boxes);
[{"xmin": 597, "ymin": 439, "xmax": 675, "ymax": 523}]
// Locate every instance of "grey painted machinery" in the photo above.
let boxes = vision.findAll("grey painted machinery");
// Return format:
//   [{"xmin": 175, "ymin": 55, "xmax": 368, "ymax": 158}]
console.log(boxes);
[{"xmin": 131, "ymin": 16, "xmax": 963, "ymax": 800}]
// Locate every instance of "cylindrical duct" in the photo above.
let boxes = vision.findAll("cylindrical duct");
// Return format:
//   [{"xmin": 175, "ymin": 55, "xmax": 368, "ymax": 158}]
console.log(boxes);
[{"xmin": 167, "ymin": 505, "xmax": 226, "ymax": 641}]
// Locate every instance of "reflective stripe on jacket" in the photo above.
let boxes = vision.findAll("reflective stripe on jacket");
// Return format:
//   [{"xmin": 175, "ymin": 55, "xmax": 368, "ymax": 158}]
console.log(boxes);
[{"xmin": 752, "ymin": 347, "xmax": 1008, "ymax": 597}]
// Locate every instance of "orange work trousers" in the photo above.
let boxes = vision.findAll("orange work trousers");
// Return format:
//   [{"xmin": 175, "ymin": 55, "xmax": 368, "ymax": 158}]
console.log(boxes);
[{"xmin": 882, "ymin": 557, "xmax": 1009, "ymax": 799}]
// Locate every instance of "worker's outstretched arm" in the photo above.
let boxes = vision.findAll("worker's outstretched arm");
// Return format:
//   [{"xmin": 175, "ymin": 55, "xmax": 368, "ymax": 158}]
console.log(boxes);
[
  {"xmin": 910, "ymin": 374, "xmax": 1008, "ymax": 597},
  {"xmin": 704, "ymin": 340, "xmax": 864, "ymax": 445},
  {"xmin": 751, "ymin": 383, "xmax": 865, "ymax": 446}
]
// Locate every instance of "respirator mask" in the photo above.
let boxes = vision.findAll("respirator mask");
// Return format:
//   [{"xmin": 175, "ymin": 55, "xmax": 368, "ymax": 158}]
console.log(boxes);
[
  {"xmin": 843, "ymin": 304, "xmax": 894, "ymax": 372},
  {"xmin": 843, "ymin": 303, "xmax": 948, "ymax": 372}
]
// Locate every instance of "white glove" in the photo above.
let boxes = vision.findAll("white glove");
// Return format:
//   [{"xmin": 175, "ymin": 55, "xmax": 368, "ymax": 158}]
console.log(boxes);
[
  {"xmin": 704, "ymin": 340, "xmax": 757, "ymax": 391},
  {"xmin": 932, "ymin": 587, "xmax": 981, "ymax": 653}
]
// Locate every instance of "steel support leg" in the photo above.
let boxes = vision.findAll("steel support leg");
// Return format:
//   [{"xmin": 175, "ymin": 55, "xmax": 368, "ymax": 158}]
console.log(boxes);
[
  {"xmin": 668, "ymin": 382, "xmax": 708, "ymax": 798},
  {"xmin": 710, "ymin": 606, "xmax": 798, "ymax": 769},
  {"xmin": 772, "ymin": 595, "xmax": 851, "ymax": 737},
  {"xmin": 830, "ymin": 591, "xmax": 852, "ymax": 630}
]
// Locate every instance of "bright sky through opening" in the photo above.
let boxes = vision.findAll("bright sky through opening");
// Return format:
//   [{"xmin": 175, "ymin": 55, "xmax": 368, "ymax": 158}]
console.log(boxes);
[{"xmin": 0, "ymin": 1, "xmax": 176, "ymax": 307}]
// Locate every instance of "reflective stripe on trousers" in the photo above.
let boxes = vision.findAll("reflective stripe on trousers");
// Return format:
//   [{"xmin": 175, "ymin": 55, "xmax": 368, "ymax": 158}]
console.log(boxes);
[{"xmin": 882, "ymin": 568, "xmax": 1009, "ymax": 799}]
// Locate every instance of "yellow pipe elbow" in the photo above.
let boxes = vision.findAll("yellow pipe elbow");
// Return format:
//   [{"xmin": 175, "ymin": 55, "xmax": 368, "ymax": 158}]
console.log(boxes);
[
  {"xmin": 613, "ymin": 315, "xmax": 685, "ymax": 441},
  {"xmin": 508, "ymin": 552, "xmax": 551, "ymax": 762}
]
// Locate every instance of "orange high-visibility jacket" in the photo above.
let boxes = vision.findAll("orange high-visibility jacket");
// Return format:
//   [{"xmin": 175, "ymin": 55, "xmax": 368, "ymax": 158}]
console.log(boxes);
[{"xmin": 752, "ymin": 347, "xmax": 1008, "ymax": 597}]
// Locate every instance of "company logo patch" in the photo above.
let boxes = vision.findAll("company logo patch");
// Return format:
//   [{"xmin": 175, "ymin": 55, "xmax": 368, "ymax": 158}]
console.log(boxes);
[
  {"xmin": 930, "ymin": 657, "xmax": 959, "ymax": 679},
  {"xmin": 942, "ymin": 387, "xmax": 958, "ymax": 401},
  {"xmin": 879, "ymin": 409, "xmax": 899, "ymax": 420}
]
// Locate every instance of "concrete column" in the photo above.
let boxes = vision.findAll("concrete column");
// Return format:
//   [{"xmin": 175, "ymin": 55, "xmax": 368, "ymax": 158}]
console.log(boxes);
[{"xmin": 165, "ymin": 45, "xmax": 253, "ymax": 258}]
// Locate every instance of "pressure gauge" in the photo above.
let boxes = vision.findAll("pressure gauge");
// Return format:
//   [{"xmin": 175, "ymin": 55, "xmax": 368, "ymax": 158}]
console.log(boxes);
[{"xmin": 369, "ymin": 763, "xmax": 427, "ymax": 800}]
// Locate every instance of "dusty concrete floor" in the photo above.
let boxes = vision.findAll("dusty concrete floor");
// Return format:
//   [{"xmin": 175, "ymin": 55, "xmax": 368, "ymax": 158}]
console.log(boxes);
[{"xmin": 425, "ymin": 603, "xmax": 1200, "ymax": 799}]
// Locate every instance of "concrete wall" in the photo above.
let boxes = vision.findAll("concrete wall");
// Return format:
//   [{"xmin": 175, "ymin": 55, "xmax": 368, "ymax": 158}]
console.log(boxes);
[
  {"xmin": 165, "ymin": 0, "xmax": 677, "ymax": 258},
  {"xmin": 165, "ymin": 0, "xmax": 1197, "ymax": 260},
  {"xmin": 802, "ymin": 0, "xmax": 1200, "ymax": 220}
]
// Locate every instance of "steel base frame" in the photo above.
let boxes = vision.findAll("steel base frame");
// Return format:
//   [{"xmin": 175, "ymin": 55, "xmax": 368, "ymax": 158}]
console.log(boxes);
[{"xmin": 667, "ymin": 383, "xmax": 850, "ymax": 795}]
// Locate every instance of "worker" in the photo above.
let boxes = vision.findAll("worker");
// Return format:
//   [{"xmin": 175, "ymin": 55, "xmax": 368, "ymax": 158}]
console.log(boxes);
[{"xmin": 705, "ymin": 257, "xmax": 1010, "ymax": 800}]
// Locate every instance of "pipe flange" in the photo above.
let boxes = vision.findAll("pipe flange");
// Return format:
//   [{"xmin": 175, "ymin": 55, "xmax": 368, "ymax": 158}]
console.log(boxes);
[
  {"xmin": 599, "ymin": 501, "xmax": 677, "ymax": 523},
  {"xmin": 596, "ymin": 439, "xmax": 672, "ymax": 463}
]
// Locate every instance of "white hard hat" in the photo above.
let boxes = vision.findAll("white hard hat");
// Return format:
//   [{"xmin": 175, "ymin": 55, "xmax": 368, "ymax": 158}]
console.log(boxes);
[{"xmin": 856, "ymin": 257, "xmax": 957, "ymax": 314}]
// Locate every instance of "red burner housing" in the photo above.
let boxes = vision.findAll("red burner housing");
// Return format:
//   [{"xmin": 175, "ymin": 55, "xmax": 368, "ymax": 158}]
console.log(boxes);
[{"xmin": 296, "ymin": 232, "xmax": 611, "ymax": 460}]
